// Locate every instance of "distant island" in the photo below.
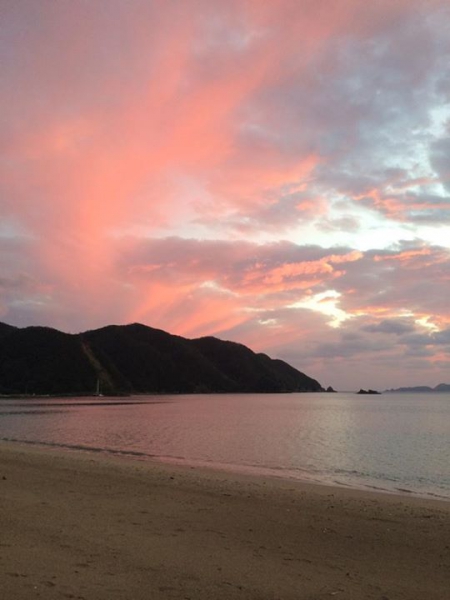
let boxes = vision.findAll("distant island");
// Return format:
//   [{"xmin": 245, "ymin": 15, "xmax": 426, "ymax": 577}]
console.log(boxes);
[
  {"xmin": 357, "ymin": 389, "xmax": 381, "ymax": 395},
  {"xmin": 386, "ymin": 383, "xmax": 450, "ymax": 393},
  {"xmin": 0, "ymin": 322, "xmax": 324, "ymax": 396}
]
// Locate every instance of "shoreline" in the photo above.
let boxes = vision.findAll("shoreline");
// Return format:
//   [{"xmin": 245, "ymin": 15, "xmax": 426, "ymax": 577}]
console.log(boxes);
[
  {"xmin": 2, "ymin": 437, "xmax": 449, "ymax": 504},
  {"xmin": 1, "ymin": 441, "xmax": 449, "ymax": 599}
]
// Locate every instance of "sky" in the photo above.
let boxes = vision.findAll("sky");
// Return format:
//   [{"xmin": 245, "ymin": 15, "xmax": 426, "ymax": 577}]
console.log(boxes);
[{"xmin": 1, "ymin": 0, "xmax": 450, "ymax": 390}]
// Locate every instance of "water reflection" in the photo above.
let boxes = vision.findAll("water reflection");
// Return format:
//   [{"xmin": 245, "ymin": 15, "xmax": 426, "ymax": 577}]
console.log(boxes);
[{"xmin": 0, "ymin": 393, "xmax": 449, "ymax": 499}]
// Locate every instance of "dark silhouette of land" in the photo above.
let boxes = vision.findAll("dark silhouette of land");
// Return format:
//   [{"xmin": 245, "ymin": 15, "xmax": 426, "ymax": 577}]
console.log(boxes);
[
  {"xmin": 386, "ymin": 384, "xmax": 450, "ymax": 393},
  {"xmin": 0, "ymin": 322, "xmax": 323, "ymax": 396}
]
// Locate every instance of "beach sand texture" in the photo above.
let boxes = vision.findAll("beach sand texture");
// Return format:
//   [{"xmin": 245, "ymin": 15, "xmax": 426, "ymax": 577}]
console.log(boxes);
[{"xmin": 1, "ymin": 443, "xmax": 449, "ymax": 599}]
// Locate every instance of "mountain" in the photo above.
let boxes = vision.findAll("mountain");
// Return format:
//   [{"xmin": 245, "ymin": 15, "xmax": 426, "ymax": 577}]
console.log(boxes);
[
  {"xmin": 0, "ymin": 322, "xmax": 323, "ymax": 396},
  {"xmin": 0, "ymin": 326, "xmax": 97, "ymax": 395},
  {"xmin": 434, "ymin": 383, "xmax": 450, "ymax": 392},
  {"xmin": 0, "ymin": 322, "xmax": 16, "ymax": 340},
  {"xmin": 386, "ymin": 384, "xmax": 450, "ymax": 393}
]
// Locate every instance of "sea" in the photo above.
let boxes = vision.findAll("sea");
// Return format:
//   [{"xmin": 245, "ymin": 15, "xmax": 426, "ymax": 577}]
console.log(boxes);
[{"xmin": 0, "ymin": 392, "xmax": 449, "ymax": 501}]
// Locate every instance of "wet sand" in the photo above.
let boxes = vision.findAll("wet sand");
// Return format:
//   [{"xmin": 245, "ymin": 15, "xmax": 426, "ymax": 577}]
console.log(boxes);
[{"xmin": 1, "ymin": 442, "xmax": 449, "ymax": 599}]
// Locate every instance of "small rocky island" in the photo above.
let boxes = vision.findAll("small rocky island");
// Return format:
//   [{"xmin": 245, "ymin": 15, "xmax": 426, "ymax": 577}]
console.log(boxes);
[{"xmin": 357, "ymin": 389, "xmax": 381, "ymax": 395}]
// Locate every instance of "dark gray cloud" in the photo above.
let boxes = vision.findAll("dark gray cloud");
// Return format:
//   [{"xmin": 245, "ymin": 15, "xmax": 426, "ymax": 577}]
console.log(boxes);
[
  {"xmin": 430, "ymin": 137, "xmax": 450, "ymax": 193},
  {"xmin": 402, "ymin": 328, "xmax": 450, "ymax": 349},
  {"xmin": 363, "ymin": 319, "xmax": 417, "ymax": 335},
  {"xmin": 316, "ymin": 215, "xmax": 361, "ymax": 234}
]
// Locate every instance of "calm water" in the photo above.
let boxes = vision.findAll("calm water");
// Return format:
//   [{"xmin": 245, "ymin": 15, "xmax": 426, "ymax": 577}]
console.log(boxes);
[{"xmin": 0, "ymin": 392, "xmax": 449, "ymax": 500}]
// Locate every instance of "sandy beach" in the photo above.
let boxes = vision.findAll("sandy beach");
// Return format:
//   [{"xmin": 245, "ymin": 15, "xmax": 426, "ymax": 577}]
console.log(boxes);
[{"xmin": 0, "ymin": 443, "xmax": 449, "ymax": 599}]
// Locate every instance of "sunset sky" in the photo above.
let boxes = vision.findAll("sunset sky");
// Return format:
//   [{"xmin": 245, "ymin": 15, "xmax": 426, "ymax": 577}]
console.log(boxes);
[{"xmin": 1, "ymin": 0, "xmax": 450, "ymax": 390}]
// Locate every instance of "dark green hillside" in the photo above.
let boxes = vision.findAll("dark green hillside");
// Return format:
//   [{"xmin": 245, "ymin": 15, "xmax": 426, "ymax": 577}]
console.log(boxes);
[
  {"xmin": 264, "ymin": 357, "xmax": 323, "ymax": 392},
  {"xmin": 0, "ymin": 322, "xmax": 16, "ymax": 341},
  {"xmin": 82, "ymin": 323, "xmax": 236, "ymax": 394},
  {"xmin": 191, "ymin": 336, "xmax": 322, "ymax": 392},
  {"xmin": 0, "ymin": 322, "xmax": 323, "ymax": 396},
  {"xmin": 0, "ymin": 326, "xmax": 97, "ymax": 395}
]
